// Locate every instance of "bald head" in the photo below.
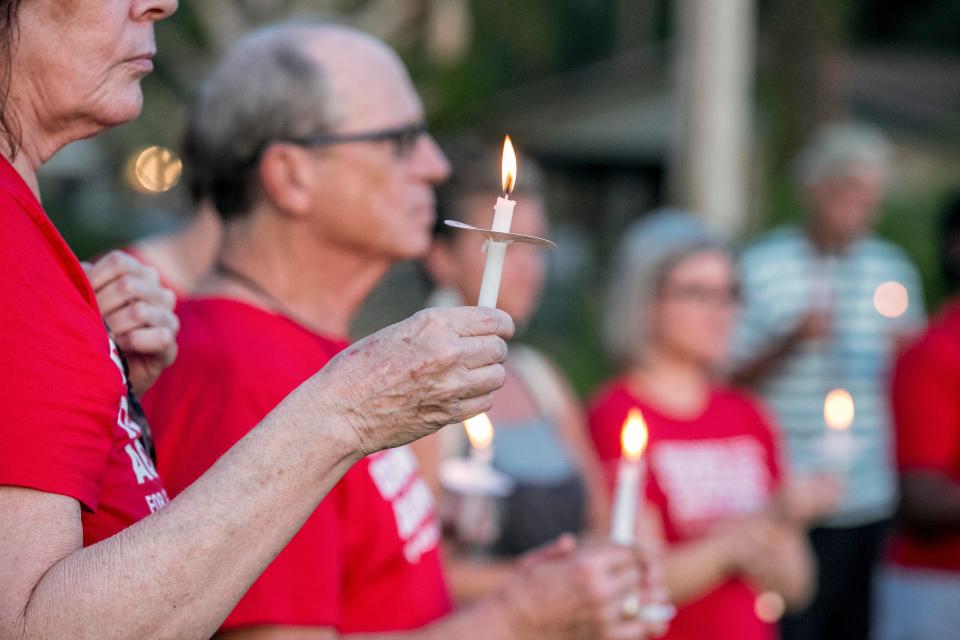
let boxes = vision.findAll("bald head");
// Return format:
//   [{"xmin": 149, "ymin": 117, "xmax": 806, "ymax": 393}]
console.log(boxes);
[
  {"xmin": 190, "ymin": 22, "xmax": 421, "ymax": 219},
  {"xmin": 301, "ymin": 27, "xmax": 422, "ymax": 135}
]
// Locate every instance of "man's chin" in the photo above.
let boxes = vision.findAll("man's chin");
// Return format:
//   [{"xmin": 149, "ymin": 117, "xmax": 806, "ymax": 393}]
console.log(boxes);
[{"xmin": 395, "ymin": 240, "xmax": 432, "ymax": 261}]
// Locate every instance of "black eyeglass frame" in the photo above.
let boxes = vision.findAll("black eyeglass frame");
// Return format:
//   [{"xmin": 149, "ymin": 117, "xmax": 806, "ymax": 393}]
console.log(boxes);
[{"xmin": 258, "ymin": 121, "xmax": 429, "ymax": 161}]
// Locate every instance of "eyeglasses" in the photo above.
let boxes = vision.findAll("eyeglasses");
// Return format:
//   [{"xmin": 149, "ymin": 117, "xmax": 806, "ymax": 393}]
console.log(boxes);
[
  {"xmin": 659, "ymin": 283, "xmax": 743, "ymax": 308},
  {"xmin": 268, "ymin": 121, "xmax": 429, "ymax": 160}
]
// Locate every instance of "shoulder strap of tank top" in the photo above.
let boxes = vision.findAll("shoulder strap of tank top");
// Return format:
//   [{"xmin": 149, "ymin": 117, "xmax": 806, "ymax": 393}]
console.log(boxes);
[{"xmin": 508, "ymin": 343, "xmax": 568, "ymax": 427}]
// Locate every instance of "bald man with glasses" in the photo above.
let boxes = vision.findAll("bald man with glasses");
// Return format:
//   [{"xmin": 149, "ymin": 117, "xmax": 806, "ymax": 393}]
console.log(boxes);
[{"xmin": 143, "ymin": 22, "xmax": 664, "ymax": 640}]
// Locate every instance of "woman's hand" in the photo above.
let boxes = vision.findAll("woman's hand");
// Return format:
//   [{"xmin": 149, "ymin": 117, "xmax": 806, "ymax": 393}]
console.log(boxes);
[
  {"xmin": 84, "ymin": 251, "xmax": 179, "ymax": 395},
  {"xmin": 713, "ymin": 511, "xmax": 815, "ymax": 610},
  {"xmin": 498, "ymin": 536, "xmax": 667, "ymax": 640},
  {"xmin": 306, "ymin": 306, "xmax": 515, "ymax": 456}
]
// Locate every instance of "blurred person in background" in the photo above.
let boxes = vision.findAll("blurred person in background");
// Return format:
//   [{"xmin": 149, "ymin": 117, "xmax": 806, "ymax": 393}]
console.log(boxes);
[
  {"xmin": 145, "ymin": 23, "xmax": 664, "ymax": 640},
  {"xmin": 875, "ymin": 191, "xmax": 960, "ymax": 640},
  {"xmin": 729, "ymin": 122, "xmax": 926, "ymax": 640},
  {"xmin": 419, "ymin": 141, "xmax": 611, "ymax": 602},
  {"xmin": 588, "ymin": 211, "xmax": 826, "ymax": 640}
]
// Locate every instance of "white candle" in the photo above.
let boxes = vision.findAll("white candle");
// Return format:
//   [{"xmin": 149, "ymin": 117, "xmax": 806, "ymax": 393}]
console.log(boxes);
[
  {"xmin": 610, "ymin": 408, "xmax": 649, "ymax": 546},
  {"xmin": 458, "ymin": 412, "xmax": 501, "ymax": 546},
  {"xmin": 824, "ymin": 388, "xmax": 855, "ymax": 474},
  {"xmin": 477, "ymin": 136, "xmax": 518, "ymax": 309}
]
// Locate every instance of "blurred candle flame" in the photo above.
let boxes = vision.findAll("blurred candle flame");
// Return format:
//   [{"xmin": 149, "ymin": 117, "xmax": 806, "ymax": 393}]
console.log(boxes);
[
  {"xmin": 621, "ymin": 408, "xmax": 648, "ymax": 461},
  {"xmin": 755, "ymin": 591, "xmax": 786, "ymax": 623},
  {"xmin": 873, "ymin": 281, "xmax": 909, "ymax": 318},
  {"xmin": 464, "ymin": 413, "xmax": 494, "ymax": 450},
  {"xmin": 824, "ymin": 388, "xmax": 855, "ymax": 431},
  {"xmin": 501, "ymin": 135, "xmax": 517, "ymax": 195}
]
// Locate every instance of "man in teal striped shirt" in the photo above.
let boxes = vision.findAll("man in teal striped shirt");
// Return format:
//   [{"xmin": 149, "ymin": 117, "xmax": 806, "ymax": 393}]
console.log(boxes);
[{"xmin": 730, "ymin": 122, "xmax": 925, "ymax": 640}]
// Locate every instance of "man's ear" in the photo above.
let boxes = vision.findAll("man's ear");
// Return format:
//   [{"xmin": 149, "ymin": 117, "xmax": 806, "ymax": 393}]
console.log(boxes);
[{"xmin": 257, "ymin": 143, "xmax": 316, "ymax": 218}]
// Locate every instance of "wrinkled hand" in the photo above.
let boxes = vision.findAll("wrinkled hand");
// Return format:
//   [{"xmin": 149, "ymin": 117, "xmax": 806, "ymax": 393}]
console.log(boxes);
[
  {"xmin": 308, "ymin": 307, "xmax": 514, "ymax": 455},
  {"xmin": 500, "ymin": 537, "xmax": 665, "ymax": 640},
  {"xmin": 84, "ymin": 251, "xmax": 179, "ymax": 395}
]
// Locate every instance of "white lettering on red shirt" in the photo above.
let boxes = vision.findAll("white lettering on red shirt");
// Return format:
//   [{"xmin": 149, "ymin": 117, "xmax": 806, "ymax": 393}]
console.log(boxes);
[
  {"xmin": 110, "ymin": 340, "xmax": 160, "ymax": 487},
  {"xmin": 369, "ymin": 447, "xmax": 440, "ymax": 563},
  {"xmin": 651, "ymin": 436, "xmax": 769, "ymax": 534}
]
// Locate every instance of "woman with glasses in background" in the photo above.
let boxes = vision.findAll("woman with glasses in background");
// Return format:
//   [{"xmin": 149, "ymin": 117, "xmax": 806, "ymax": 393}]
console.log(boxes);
[{"xmin": 588, "ymin": 210, "xmax": 828, "ymax": 640}]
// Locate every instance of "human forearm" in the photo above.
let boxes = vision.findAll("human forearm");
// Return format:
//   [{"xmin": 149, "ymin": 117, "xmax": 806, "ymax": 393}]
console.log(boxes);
[
  {"xmin": 18, "ymin": 403, "xmax": 360, "ymax": 640},
  {"xmin": 664, "ymin": 535, "xmax": 735, "ymax": 604},
  {"xmin": 900, "ymin": 472, "xmax": 960, "ymax": 536},
  {"xmin": 745, "ymin": 528, "xmax": 815, "ymax": 611},
  {"xmin": 444, "ymin": 554, "xmax": 516, "ymax": 604},
  {"xmin": 732, "ymin": 312, "xmax": 832, "ymax": 388},
  {"xmin": 4, "ymin": 307, "xmax": 515, "ymax": 640},
  {"xmin": 730, "ymin": 336, "xmax": 798, "ymax": 388}
]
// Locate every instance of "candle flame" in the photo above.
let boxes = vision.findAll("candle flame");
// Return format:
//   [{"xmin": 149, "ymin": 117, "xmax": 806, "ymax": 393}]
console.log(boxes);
[
  {"xmin": 824, "ymin": 388, "xmax": 854, "ymax": 431},
  {"xmin": 621, "ymin": 408, "xmax": 648, "ymax": 461},
  {"xmin": 501, "ymin": 135, "xmax": 517, "ymax": 195},
  {"xmin": 464, "ymin": 413, "xmax": 494, "ymax": 450}
]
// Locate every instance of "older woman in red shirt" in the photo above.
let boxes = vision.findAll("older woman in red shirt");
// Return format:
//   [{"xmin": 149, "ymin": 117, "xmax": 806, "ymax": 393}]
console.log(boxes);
[{"xmin": 0, "ymin": 3, "xmax": 513, "ymax": 638}]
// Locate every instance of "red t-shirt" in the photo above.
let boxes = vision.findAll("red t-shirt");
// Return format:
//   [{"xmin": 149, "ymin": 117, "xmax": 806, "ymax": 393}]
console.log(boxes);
[
  {"xmin": 889, "ymin": 302, "xmax": 960, "ymax": 571},
  {"xmin": 143, "ymin": 298, "xmax": 452, "ymax": 633},
  {"xmin": 588, "ymin": 379, "xmax": 782, "ymax": 640},
  {"xmin": 0, "ymin": 157, "xmax": 168, "ymax": 546}
]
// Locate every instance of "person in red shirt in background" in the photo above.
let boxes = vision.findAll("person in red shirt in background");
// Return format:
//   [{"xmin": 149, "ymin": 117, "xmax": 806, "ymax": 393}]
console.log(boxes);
[
  {"xmin": 588, "ymin": 211, "xmax": 836, "ymax": 640},
  {"xmin": 145, "ymin": 22, "xmax": 664, "ymax": 640},
  {"xmin": 876, "ymin": 192, "xmax": 960, "ymax": 640}
]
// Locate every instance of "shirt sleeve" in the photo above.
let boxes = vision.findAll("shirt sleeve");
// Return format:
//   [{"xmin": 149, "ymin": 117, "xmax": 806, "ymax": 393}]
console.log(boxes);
[
  {"xmin": 0, "ymin": 196, "xmax": 117, "ymax": 510},
  {"xmin": 892, "ymin": 335, "xmax": 960, "ymax": 472}
]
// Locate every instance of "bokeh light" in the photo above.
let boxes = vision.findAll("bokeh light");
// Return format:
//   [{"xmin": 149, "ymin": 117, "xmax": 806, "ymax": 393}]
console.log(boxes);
[
  {"xmin": 755, "ymin": 591, "xmax": 786, "ymax": 623},
  {"xmin": 873, "ymin": 281, "xmax": 909, "ymax": 319},
  {"xmin": 464, "ymin": 413, "xmax": 494, "ymax": 450},
  {"xmin": 824, "ymin": 388, "xmax": 855, "ymax": 431},
  {"xmin": 126, "ymin": 146, "xmax": 182, "ymax": 194}
]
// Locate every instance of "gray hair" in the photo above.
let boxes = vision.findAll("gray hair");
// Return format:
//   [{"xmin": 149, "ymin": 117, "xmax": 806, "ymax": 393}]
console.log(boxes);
[
  {"xmin": 604, "ymin": 209, "xmax": 727, "ymax": 371},
  {"xmin": 190, "ymin": 22, "xmax": 343, "ymax": 219},
  {"xmin": 794, "ymin": 121, "xmax": 893, "ymax": 188}
]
